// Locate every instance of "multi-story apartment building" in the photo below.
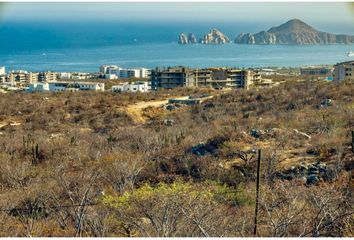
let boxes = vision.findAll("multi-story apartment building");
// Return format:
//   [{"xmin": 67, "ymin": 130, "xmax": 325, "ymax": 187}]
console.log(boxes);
[
  {"xmin": 151, "ymin": 67, "xmax": 196, "ymax": 90},
  {"xmin": 151, "ymin": 67, "xmax": 256, "ymax": 90},
  {"xmin": 8, "ymin": 71, "xmax": 28, "ymax": 82},
  {"xmin": 26, "ymin": 72, "xmax": 39, "ymax": 83},
  {"xmin": 99, "ymin": 65, "xmax": 120, "ymax": 75},
  {"xmin": 333, "ymin": 61, "xmax": 354, "ymax": 83},
  {"xmin": 100, "ymin": 65, "xmax": 151, "ymax": 79},
  {"xmin": 38, "ymin": 72, "xmax": 57, "ymax": 82}
]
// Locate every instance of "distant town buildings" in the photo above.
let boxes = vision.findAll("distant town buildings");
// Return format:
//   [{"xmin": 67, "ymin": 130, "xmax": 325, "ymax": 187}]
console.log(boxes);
[
  {"xmin": 99, "ymin": 65, "xmax": 151, "ymax": 79},
  {"xmin": 112, "ymin": 81, "xmax": 150, "ymax": 93},
  {"xmin": 333, "ymin": 61, "xmax": 354, "ymax": 83},
  {"xmin": 150, "ymin": 67, "xmax": 259, "ymax": 90},
  {"xmin": 7, "ymin": 71, "xmax": 56, "ymax": 83},
  {"xmin": 300, "ymin": 66, "xmax": 333, "ymax": 76}
]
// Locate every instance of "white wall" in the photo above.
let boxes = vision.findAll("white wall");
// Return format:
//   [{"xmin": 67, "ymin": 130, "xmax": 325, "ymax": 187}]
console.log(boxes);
[
  {"xmin": 0, "ymin": 67, "xmax": 5, "ymax": 75},
  {"xmin": 112, "ymin": 82, "xmax": 149, "ymax": 93}
]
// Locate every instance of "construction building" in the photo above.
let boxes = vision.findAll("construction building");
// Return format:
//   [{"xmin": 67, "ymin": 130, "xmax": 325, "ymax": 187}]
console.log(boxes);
[
  {"xmin": 151, "ymin": 67, "xmax": 195, "ymax": 89},
  {"xmin": 333, "ymin": 61, "xmax": 354, "ymax": 83},
  {"xmin": 150, "ymin": 66, "xmax": 258, "ymax": 90}
]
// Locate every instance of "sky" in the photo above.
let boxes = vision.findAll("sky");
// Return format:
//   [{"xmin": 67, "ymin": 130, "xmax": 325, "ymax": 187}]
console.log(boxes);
[{"xmin": 0, "ymin": 2, "xmax": 353, "ymax": 26}]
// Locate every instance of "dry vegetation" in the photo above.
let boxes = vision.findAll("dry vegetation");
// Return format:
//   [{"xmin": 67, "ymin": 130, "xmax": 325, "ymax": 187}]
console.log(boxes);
[{"xmin": 0, "ymin": 80, "xmax": 353, "ymax": 237}]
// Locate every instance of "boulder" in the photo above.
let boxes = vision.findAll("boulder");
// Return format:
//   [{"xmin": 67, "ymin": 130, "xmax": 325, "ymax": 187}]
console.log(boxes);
[{"xmin": 306, "ymin": 174, "xmax": 319, "ymax": 185}]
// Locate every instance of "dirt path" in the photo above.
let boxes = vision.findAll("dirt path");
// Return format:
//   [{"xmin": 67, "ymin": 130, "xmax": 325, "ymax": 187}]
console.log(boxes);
[
  {"xmin": 124, "ymin": 96, "xmax": 190, "ymax": 124},
  {"xmin": 123, "ymin": 89, "xmax": 232, "ymax": 124}
]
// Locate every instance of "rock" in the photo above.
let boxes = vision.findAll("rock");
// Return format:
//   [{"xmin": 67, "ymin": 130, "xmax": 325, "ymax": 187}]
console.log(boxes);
[
  {"xmin": 188, "ymin": 33, "xmax": 197, "ymax": 43},
  {"xmin": 200, "ymin": 28, "xmax": 230, "ymax": 44},
  {"xmin": 235, "ymin": 19, "xmax": 354, "ymax": 45},
  {"xmin": 179, "ymin": 32, "xmax": 189, "ymax": 44},
  {"xmin": 306, "ymin": 174, "xmax": 319, "ymax": 185},
  {"xmin": 299, "ymin": 176, "xmax": 307, "ymax": 184},
  {"xmin": 276, "ymin": 172, "xmax": 294, "ymax": 181},
  {"xmin": 250, "ymin": 129, "xmax": 265, "ymax": 138},
  {"xmin": 317, "ymin": 98, "xmax": 333, "ymax": 109},
  {"xmin": 163, "ymin": 119, "xmax": 175, "ymax": 126},
  {"xmin": 164, "ymin": 104, "xmax": 176, "ymax": 111},
  {"xmin": 308, "ymin": 169, "xmax": 319, "ymax": 175},
  {"xmin": 320, "ymin": 98, "xmax": 332, "ymax": 107},
  {"xmin": 322, "ymin": 166, "xmax": 337, "ymax": 182},
  {"xmin": 299, "ymin": 164, "xmax": 308, "ymax": 171},
  {"xmin": 190, "ymin": 136, "xmax": 227, "ymax": 156},
  {"xmin": 306, "ymin": 148, "xmax": 320, "ymax": 156},
  {"xmin": 293, "ymin": 129, "xmax": 311, "ymax": 140}
]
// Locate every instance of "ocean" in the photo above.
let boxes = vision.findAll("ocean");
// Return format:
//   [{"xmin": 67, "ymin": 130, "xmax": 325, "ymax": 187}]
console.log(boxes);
[{"xmin": 0, "ymin": 21, "xmax": 353, "ymax": 72}]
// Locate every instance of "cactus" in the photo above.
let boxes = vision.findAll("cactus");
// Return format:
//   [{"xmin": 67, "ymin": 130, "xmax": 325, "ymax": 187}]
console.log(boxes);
[{"xmin": 31, "ymin": 143, "xmax": 40, "ymax": 165}]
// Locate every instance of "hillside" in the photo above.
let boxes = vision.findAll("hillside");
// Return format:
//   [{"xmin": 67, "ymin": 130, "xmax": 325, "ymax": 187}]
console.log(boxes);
[
  {"xmin": 235, "ymin": 19, "xmax": 354, "ymax": 44},
  {"xmin": 0, "ymin": 80, "xmax": 353, "ymax": 236}
]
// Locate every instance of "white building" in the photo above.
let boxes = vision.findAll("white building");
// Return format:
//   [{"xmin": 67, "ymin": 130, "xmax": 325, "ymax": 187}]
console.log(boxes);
[
  {"xmin": 26, "ymin": 82, "xmax": 50, "ymax": 92},
  {"xmin": 100, "ymin": 65, "xmax": 151, "ymax": 79},
  {"xmin": 138, "ymin": 68, "xmax": 151, "ymax": 78},
  {"xmin": 105, "ymin": 74, "xmax": 118, "ymax": 80},
  {"xmin": 112, "ymin": 81, "xmax": 150, "ymax": 93},
  {"xmin": 0, "ymin": 66, "xmax": 5, "ymax": 75},
  {"xmin": 59, "ymin": 72, "xmax": 72, "ymax": 80},
  {"xmin": 27, "ymin": 81, "xmax": 105, "ymax": 92},
  {"xmin": 100, "ymin": 65, "xmax": 120, "ymax": 74}
]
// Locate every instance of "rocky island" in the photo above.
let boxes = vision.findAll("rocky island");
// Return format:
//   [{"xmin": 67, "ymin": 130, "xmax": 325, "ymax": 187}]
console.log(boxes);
[
  {"xmin": 178, "ymin": 28, "xmax": 230, "ymax": 44},
  {"xmin": 179, "ymin": 32, "xmax": 197, "ymax": 44},
  {"xmin": 235, "ymin": 19, "xmax": 354, "ymax": 45},
  {"xmin": 200, "ymin": 28, "xmax": 230, "ymax": 44}
]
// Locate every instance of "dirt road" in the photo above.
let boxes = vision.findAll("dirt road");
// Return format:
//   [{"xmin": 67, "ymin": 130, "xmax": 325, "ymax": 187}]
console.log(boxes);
[{"xmin": 124, "ymin": 96, "xmax": 190, "ymax": 124}]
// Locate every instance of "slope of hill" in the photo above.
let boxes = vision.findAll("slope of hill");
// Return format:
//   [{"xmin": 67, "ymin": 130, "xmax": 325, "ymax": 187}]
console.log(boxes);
[{"xmin": 235, "ymin": 19, "xmax": 354, "ymax": 44}]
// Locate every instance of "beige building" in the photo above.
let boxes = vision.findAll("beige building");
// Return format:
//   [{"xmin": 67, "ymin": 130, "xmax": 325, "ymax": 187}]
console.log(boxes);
[
  {"xmin": 333, "ymin": 61, "xmax": 354, "ymax": 83},
  {"xmin": 9, "ymin": 71, "xmax": 27, "ymax": 82},
  {"xmin": 26, "ymin": 72, "xmax": 39, "ymax": 83},
  {"xmin": 38, "ymin": 72, "xmax": 57, "ymax": 82}
]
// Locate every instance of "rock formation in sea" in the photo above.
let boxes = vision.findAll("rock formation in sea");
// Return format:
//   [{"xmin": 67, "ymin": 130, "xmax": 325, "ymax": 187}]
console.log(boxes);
[
  {"xmin": 178, "ymin": 29, "xmax": 230, "ymax": 45},
  {"xmin": 178, "ymin": 32, "xmax": 198, "ymax": 44},
  {"xmin": 179, "ymin": 32, "xmax": 189, "ymax": 44},
  {"xmin": 188, "ymin": 33, "xmax": 197, "ymax": 44},
  {"xmin": 200, "ymin": 28, "xmax": 230, "ymax": 44},
  {"xmin": 235, "ymin": 19, "xmax": 354, "ymax": 45}
]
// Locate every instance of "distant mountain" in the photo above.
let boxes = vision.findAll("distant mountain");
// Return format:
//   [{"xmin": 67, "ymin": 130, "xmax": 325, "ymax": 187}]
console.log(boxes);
[
  {"xmin": 178, "ymin": 29, "xmax": 230, "ymax": 45},
  {"xmin": 235, "ymin": 19, "xmax": 354, "ymax": 45}
]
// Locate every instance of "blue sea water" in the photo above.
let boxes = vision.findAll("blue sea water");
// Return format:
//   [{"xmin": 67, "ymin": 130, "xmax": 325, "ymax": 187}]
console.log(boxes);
[{"xmin": 0, "ymin": 21, "xmax": 353, "ymax": 72}]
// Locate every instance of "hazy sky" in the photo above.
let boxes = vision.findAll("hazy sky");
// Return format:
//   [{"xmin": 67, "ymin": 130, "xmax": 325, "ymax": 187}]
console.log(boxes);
[{"xmin": 1, "ymin": 2, "xmax": 353, "ymax": 24}]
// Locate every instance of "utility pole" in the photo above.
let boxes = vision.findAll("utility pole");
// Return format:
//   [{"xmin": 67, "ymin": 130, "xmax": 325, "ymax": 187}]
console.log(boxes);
[
  {"xmin": 352, "ymin": 130, "xmax": 354, "ymax": 153},
  {"xmin": 254, "ymin": 149, "xmax": 262, "ymax": 236}
]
